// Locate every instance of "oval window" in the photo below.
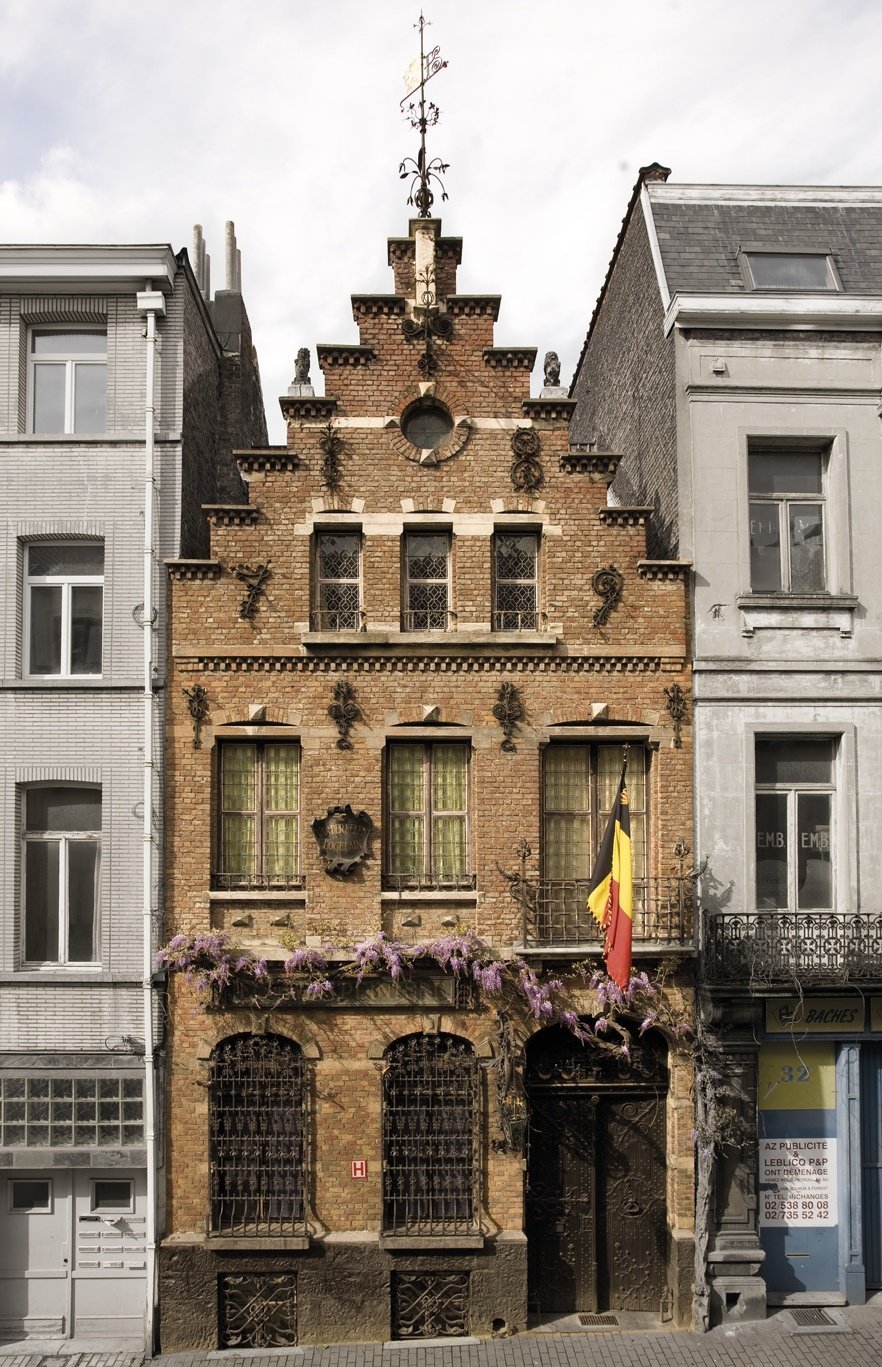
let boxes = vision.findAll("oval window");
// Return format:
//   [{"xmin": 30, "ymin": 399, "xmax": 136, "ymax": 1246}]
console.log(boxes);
[{"xmin": 401, "ymin": 401, "xmax": 453, "ymax": 451}]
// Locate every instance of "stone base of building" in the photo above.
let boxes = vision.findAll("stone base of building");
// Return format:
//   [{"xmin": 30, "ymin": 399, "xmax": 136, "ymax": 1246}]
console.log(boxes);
[
  {"xmin": 669, "ymin": 1229, "xmax": 696, "ymax": 1326},
  {"xmin": 158, "ymin": 1231, "xmax": 528, "ymax": 1350}
]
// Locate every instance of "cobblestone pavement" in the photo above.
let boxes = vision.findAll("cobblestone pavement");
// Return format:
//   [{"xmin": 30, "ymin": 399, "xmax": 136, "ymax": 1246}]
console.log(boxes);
[{"xmin": 4, "ymin": 1302, "xmax": 882, "ymax": 1367}]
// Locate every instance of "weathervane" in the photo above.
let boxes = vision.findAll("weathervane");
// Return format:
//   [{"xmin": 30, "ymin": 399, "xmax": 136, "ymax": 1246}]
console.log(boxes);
[{"xmin": 399, "ymin": 13, "xmax": 449, "ymax": 217}]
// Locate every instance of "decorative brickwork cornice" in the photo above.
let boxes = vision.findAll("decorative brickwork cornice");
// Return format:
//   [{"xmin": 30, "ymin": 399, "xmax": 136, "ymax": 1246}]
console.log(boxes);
[
  {"xmin": 280, "ymin": 395, "xmax": 338, "ymax": 422},
  {"xmin": 316, "ymin": 344, "xmax": 377, "ymax": 368},
  {"xmin": 445, "ymin": 295, "xmax": 501, "ymax": 319},
  {"xmin": 167, "ymin": 560, "xmax": 221, "ymax": 581},
  {"xmin": 351, "ymin": 295, "xmax": 407, "ymax": 317},
  {"xmin": 176, "ymin": 652, "xmax": 671, "ymax": 675},
  {"xmin": 637, "ymin": 560, "xmax": 692, "ymax": 582},
  {"xmin": 234, "ymin": 448, "xmax": 301, "ymax": 473},
  {"xmin": 522, "ymin": 397, "xmax": 577, "ymax": 421},
  {"xmin": 483, "ymin": 348, "xmax": 538, "ymax": 370},
  {"xmin": 599, "ymin": 506, "xmax": 655, "ymax": 527},
  {"xmin": 387, "ymin": 235, "xmax": 462, "ymax": 265},
  {"xmin": 201, "ymin": 505, "xmax": 260, "ymax": 527},
  {"xmin": 437, "ymin": 238, "xmax": 463, "ymax": 264},
  {"xmin": 559, "ymin": 450, "xmax": 623, "ymax": 481}
]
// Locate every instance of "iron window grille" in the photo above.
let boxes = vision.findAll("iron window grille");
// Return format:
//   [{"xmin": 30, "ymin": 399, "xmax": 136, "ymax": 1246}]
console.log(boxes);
[
  {"xmin": 748, "ymin": 449, "xmax": 826, "ymax": 593},
  {"xmin": 493, "ymin": 530, "xmax": 538, "ymax": 630},
  {"xmin": 28, "ymin": 327, "xmax": 107, "ymax": 434},
  {"xmin": 542, "ymin": 743, "xmax": 646, "ymax": 932},
  {"xmin": 23, "ymin": 785, "xmax": 101, "ymax": 964},
  {"xmin": 24, "ymin": 542, "xmax": 104, "ymax": 677},
  {"xmin": 313, "ymin": 531, "xmax": 362, "ymax": 631},
  {"xmin": 403, "ymin": 531, "xmax": 451, "ymax": 631},
  {"xmin": 382, "ymin": 1033, "xmax": 480, "ymax": 1235},
  {"xmin": 384, "ymin": 742, "xmax": 474, "ymax": 890},
  {"xmin": 210, "ymin": 1034, "xmax": 307, "ymax": 1235},
  {"xmin": 755, "ymin": 737, "xmax": 835, "ymax": 913},
  {"xmin": 215, "ymin": 742, "xmax": 303, "ymax": 891}
]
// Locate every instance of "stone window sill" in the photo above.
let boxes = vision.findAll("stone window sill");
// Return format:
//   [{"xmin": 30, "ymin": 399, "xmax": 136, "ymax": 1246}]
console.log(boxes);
[
  {"xmin": 302, "ymin": 630, "xmax": 558, "ymax": 651},
  {"xmin": 736, "ymin": 593, "xmax": 857, "ymax": 639},
  {"xmin": 208, "ymin": 890, "xmax": 307, "ymax": 902},
  {"xmin": 379, "ymin": 1233, "xmax": 484, "ymax": 1250},
  {"xmin": 380, "ymin": 890, "xmax": 479, "ymax": 903},
  {"xmin": 204, "ymin": 1234, "xmax": 310, "ymax": 1251}
]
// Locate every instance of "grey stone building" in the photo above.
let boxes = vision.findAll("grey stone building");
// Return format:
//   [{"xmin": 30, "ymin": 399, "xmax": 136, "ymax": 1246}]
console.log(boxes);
[
  {"xmin": 0, "ymin": 229, "xmax": 266, "ymax": 1347},
  {"xmin": 571, "ymin": 169, "xmax": 882, "ymax": 1323}
]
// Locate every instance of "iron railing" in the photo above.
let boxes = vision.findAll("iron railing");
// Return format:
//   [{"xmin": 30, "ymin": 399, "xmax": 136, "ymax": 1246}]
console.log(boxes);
[
  {"xmin": 401, "ymin": 609, "xmax": 457, "ymax": 632},
  {"xmin": 518, "ymin": 876, "xmax": 694, "ymax": 948},
  {"xmin": 310, "ymin": 608, "xmax": 365, "ymax": 632},
  {"xmin": 704, "ymin": 910, "xmax": 882, "ymax": 985},
  {"xmin": 492, "ymin": 610, "xmax": 540, "ymax": 631},
  {"xmin": 211, "ymin": 872, "xmax": 306, "ymax": 893},
  {"xmin": 382, "ymin": 871, "xmax": 477, "ymax": 893}
]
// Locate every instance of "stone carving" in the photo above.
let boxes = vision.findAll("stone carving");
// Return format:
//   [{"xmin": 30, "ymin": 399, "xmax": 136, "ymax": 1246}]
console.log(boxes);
[
  {"xmin": 294, "ymin": 348, "xmax": 310, "ymax": 384},
  {"xmin": 312, "ymin": 804, "xmax": 373, "ymax": 876},
  {"xmin": 544, "ymin": 351, "xmax": 561, "ymax": 387},
  {"xmin": 510, "ymin": 427, "xmax": 543, "ymax": 492}
]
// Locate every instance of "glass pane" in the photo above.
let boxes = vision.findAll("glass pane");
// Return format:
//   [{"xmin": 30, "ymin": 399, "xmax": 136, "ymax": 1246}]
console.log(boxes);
[
  {"xmin": 747, "ymin": 253, "xmax": 833, "ymax": 290},
  {"xmin": 25, "ymin": 841, "xmax": 59, "ymax": 960},
  {"xmin": 32, "ymin": 330, "xmax": 106, "ymax": 355},
  {"xmin": 32, "ymin": 363, "xmax": 66, "ymax": 432},
  {"xmin": 10, "ymin": 1180, "xmax": 51, "ymax": 1211},
  {"xmin": 749, "ymin": 501, "xmax": 782, "ymax": 591},
  {"xmin": 28, "ymin": 543, "xmax": 104, "ymax": 576},
  {"xmin": 390, "ymin": 815, "xmax": 423, "ymax": 876},
  {"xmin": 756, "ymin": 793, "xmax": 788, "ymax": 909},
  {"xmin": 402, "ymin": 403, "xmax": 453, "ymax": 449},
  {"xmin": 756, "ymin": 739, "xmax": 834, "ymax": 786},
  {"xmin": 68, "ymin": 841, "xmax": 98, "ymax": 961},
  {"xmin": 495, "ymin": 533, "xmax": 537, "ymax": 581},
  {"xmin": 433, "ymin": 815, "xmax": 466, "ymax": 879},
  {"xmin": 318, "ymin": 533, "xmax": 359, "ymax": 581},
  {"xmin": 406, "ymin": 534, "xmax": 448, "ymax": 581},
  {"xmin": 70, "ymin": 586, "xmax": 103, "ymax": 673},
  {"xmin": 789, "ymin": 503, "xmax": 825, "ymax": 592},
  {"xmin": 544, "ymin": 814, "xmax": 591, "ymax": 880},
  {"xmin": 749, "ymin": 452, "xmax": 823, "ymax": 496},
  {"xmin": 221, "ymin": 814, "xmax": 254, "ymax": 875},
  {"xmin": 797, "ymin": 793, "xmax": 832, "ymax": 909},
  {"xmin": 29, "ymin": 585, "xmax": 62, "ymax": 674},
  {"xmin": 27, "ymin": 787, "xmax": 101, "ymax": 831},
  {"xmin": 432, "ymin": 745, "xmax": 467, "ymax": 812},
  {"xmin": 266, "ymin": 746, "xmax": 298, "ymax": 812},
  {"xmin": 92, "ymin": 1180, "xmax": 132, "ymax": 1210},
  {"xmin": 266, "ymin": 816, "xmax": 298, "ymax": 877},
  {"xmin": 544, "ymin": 746, "xmax": 589, "ymax": 812},
  {"xmin": 73, "ymin": 363, "xmax": 106, "ymax": 432},
  {"xmin": 390, "ymin": 745, "xmax": 423, "ymax": 812},
  {"xmin": 222, "ymin": 746, "xmax": 255, "ymax": 811}
]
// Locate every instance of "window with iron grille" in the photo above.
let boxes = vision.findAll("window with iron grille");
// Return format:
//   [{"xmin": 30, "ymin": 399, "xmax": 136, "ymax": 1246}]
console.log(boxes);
[
  {"xmin": 385, "ymin": 743, "xmax": 472, "ymax": 890},
  {"xmin": 403, "ymin": 531, "xmax": 451, "ymax": 630},
  {"xmin": 216, "ymin": 743, "xmax": 301, "ymax": 890},
  {"xmin": 383, "ymin": 1033, "xmax": 479, "ymax": 1235},
  {"xmin": 210, "ymin": 1034, "xmax": 307, "ymax": 1235},
  {"xmin": 314, "ymin": 531, "xmax": 361, "ymax": 630},
  {"xmin": 493, "ymin": 530, "xmax": 538, "ymax": 630}
]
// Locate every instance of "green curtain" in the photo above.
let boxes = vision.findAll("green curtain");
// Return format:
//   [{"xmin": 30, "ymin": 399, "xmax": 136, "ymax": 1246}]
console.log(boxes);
[
  {"xmin": 221, "ymin": 746, "xmax": 256, "ymax": 874},
  {"xmin": 432, "ymin": 746, "xmax": 467, "ymax": 879}
]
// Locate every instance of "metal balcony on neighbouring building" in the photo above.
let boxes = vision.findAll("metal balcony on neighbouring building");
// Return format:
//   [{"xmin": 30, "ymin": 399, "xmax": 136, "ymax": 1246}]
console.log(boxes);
[{"xmin": 703, "ymin": 910, "xmax": 882, "ymax": 986}]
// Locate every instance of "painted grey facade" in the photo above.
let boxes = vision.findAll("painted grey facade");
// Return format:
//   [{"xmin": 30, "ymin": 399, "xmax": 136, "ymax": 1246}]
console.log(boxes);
[
  {"xmin": 572, "ymin": 172, "xmax": 882, "ymax": 1324},
  {"xmin": 0, "ymin": 239, "xmax": 266, "ymax": 1347}
]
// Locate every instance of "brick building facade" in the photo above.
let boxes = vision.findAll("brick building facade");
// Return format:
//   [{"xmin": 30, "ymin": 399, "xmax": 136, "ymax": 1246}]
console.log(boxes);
[{"xmin": 159, "ymin": 214, "xmax": 696, "ymax": 1349}]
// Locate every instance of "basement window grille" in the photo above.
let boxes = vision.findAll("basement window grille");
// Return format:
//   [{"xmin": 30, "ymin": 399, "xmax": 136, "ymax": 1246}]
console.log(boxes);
[
  {"xmin": 382, "ymin": 1033, "xmax": 479, "ymax": 1235},
  {"xmin": 210, "ymin": 1034, "xmax": 306, "ymax": 1235},
  {"xmin": 392, "ymin": 1271, "xmax": 470, "ymax": 1338},
  {"xmin": 218, "ymin": 1272, "xmax": 298, "ymax": 1348}
]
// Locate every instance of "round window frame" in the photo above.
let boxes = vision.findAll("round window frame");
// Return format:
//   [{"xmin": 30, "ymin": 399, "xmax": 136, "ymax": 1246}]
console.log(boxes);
[{"xmin": 400, "ymin": 399, "xmax": 454, "ymax": 452}]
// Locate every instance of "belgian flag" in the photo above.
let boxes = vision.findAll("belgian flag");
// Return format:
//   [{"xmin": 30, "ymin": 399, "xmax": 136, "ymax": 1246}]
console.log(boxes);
[{"xmin": 586, "ymin": 768, "xmax": 633, "ymax": 989}]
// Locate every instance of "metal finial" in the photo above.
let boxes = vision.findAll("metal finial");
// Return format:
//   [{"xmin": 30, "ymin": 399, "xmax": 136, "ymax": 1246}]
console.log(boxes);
[{"xmin": 399, "ymin": 13, "xmax": 449, "ymax": 217}]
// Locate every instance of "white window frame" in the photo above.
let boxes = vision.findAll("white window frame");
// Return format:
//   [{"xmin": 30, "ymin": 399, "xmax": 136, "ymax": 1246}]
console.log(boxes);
[
  {"xmin": 90, "ymin": 1178, "xmax": 134, "ymax": 1214},
  {"xmin": 8, "ymin": 1178, "xmax": 53, "ymax": 1213},
  {"xmin": 23, "ymin": 541, "xmax": 104, "ymax": 678},
  {"xmin": 27, "ymin": 326, "xmax": 107, "ymax": 434},
  {"xmin": 403, "ymin": 529, "xmax": 452, "ymax": 632},
  {"xmin": 747, "ymin": 449, "xmax": 827, "ymax": 594},
  {"xmin": 754, "ymin": 737, "xmax": 835, "ymax": 913},
  {"xmin": 22, "ymin": 786, "xmax": 101, "ymax": 967},
  {"xmin": 740, "ymin": 249, "xmax": 842, "ymax": 293}
]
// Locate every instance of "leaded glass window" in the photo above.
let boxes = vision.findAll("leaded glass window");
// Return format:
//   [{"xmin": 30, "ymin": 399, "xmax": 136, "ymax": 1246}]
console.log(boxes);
[
  {"xmin": 217, "ymin": 743, "xmax": 301, "ymax": 890},
  {"xmin": 210, "ymin": 1034, "xmax": 306, "ymax": 1235},
  {"xmin": 404, "ymin": 532, "xmax": 450, "ymax": 631},
  {"xmin": 315, "ymin": 532, "xmax": 361, "ymax": 630},
  {"xmin": 494, "ymin": 531, "xmax": 538, "ymax": 630},
  {"xmin": 385, "ymin": 743, "xmax": 472, "ymax": 890},
  {"xmin": 383, "ymin": 1033, "xmax": 479, "ymax": 1234}
]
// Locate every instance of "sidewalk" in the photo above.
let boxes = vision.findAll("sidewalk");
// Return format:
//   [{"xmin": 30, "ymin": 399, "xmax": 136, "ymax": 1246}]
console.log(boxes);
[{"xmin": 4, "ymin": 1299, "xmax": 882, "ymax": 1367}]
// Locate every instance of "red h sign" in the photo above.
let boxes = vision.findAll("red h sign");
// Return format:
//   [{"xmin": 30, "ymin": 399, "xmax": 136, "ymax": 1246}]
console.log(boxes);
[{"xmin": 351, "ymin": 1159, "xmax": 367, "ymax": 1179}]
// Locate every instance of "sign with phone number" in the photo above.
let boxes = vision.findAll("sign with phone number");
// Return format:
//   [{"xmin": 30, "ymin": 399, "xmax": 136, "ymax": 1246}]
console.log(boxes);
[{"xmin": 759, "ymin": 1138, "xmax": 837, "ymax": 1226}]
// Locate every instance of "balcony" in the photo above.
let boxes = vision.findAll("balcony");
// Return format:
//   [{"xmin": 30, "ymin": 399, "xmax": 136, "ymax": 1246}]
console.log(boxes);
[
  {"xmin": 516, "ymin": 876, "xmax": 694, "ymax": 949},
  {"xmin": 211, "ymin": 872, "xmax": 306, "ymax": 893},
  {"xmin": 703, "ymin": 910, "xmax": 882, "ymax": 986},
  {"xmin": 310, "ymin": 608, "xmax": 365, "ymax": 632}
]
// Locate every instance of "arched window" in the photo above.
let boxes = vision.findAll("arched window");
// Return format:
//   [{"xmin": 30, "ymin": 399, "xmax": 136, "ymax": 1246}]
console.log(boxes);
[
  {"xmin": 209, "ymin": 1034, "xmax": 306, "ymax": 1235},
  {"xmin": 383, "ymin": 1033, "xmax": 479, "ymax": 1234}
]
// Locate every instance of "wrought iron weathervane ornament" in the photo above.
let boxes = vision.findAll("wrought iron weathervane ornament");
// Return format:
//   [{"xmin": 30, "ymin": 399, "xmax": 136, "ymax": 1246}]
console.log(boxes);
[{"xmin": 399, "ymin": 13, "xmax": 449, "ymax": 216}]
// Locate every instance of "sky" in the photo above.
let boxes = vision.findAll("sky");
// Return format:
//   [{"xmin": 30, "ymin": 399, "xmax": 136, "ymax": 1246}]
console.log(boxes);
[{"xmin": 2, "ymin": 0, "xmax": 882, "ymax": 443}]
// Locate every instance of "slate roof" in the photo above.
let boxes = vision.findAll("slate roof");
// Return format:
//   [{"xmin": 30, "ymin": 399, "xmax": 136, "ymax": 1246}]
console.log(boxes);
[{"xmin": 649, "ymin": 193, "xmax": 882, "ymax": 296}]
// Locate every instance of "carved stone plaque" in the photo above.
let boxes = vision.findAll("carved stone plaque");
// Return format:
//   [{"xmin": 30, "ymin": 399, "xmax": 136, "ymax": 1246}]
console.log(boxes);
[{"xmin": 312, "ymin": 804, "xmax": 373, "ymax": 875}]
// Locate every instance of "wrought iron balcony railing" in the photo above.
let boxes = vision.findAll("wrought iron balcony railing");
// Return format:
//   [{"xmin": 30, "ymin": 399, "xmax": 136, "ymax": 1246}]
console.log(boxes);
[
  {"xmin": 310, "ymin": 608, "xmax": 365, "ymax": 632},
  {"xmin": 704, "ymin": 910, "xmax": 882, "ymax": 986},
  {"xmin": 382, "ymin": 872, "xmax": 478, "ymax": 893},
  {"xmin": 492, "ymin": 610, "xmax": 542, "ymax": 632},
  {"xmin": 211, "ymin": 872, "xmax": 306, "ymax": 893},
  {"xmin": 515, "ymin": 876, "xmax": 694, "ymax": 948},
  {"xmin": 401, "ymin": 609, "xmax": 457, "ymax": 632}
]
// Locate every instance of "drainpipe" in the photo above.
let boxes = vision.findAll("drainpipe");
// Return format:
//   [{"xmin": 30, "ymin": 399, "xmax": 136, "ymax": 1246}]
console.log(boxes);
[{"xmin": 136, "ymin": 285, "xmax": 165, "ymax": 1354}]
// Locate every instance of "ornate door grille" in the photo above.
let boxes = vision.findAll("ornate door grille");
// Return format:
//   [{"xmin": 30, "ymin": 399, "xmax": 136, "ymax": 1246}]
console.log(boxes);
[
  {"xmin": 392, "ymin": 1271, "xmax": 470, "ymax": 1338},
  {"xmin": 525, "ymin": 1026, "xmax": 667, "ymax": 1315},
  {"xmin": 218, "ymin": 1272, "xmax": 297, "ymax": 1348},
  {"xmin": 210, "ymin": 1034, "xmax": 306, "ymax": 1235},
  {"xmin": 383, "ymin": 1033, "xmax": 480, "ymax": 1234}
]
